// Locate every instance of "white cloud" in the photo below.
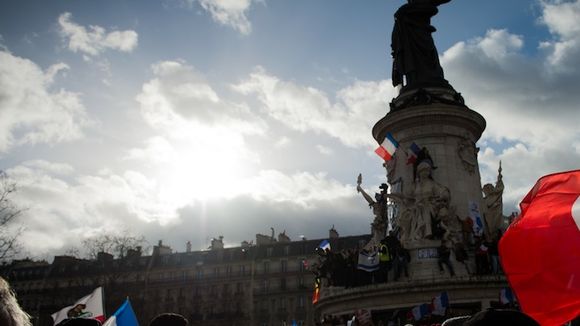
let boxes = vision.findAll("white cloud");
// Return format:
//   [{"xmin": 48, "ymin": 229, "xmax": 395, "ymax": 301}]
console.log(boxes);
[
  {"xmin": 316, "ymin": 144, "xmax": 333, "ymax": 155},
  {"xmin": 440, "ymin": 0, "xmax": 580, "ymax": 212},
  {"xmin": 58, "ymin": 12, "xmax": 138, "ymax": 58},
  {"xmin": 6, "ymin": 158, "xmax": 359, "ymax": 256},
  {"xmin": 274, "ymin": 136, "xmax": 291, "ymax": 148},
  {"xmin": 0, "ymin": 51, "xmax": 89, "ymax": 153},
  {"xmin": 197, "ymin": 0, "xmax": 258, "ymax": 35},
  {"xmin": 538, "ymin": 0, "xmax": 580, "ymax": 72},
  {"xmin": 137, "ymin": 60, "xmax": 265, "ymax": 135},
  {"xmin": 243, "ymin": 170, "xmax": 353, "ymax": 209},
  {"xmin": 6, "ymin": 162, "xmax": 176, "ymax": 256},
  {"xmin": 234, "ymin": 67, "xmax": 395, "ymax": 148}
]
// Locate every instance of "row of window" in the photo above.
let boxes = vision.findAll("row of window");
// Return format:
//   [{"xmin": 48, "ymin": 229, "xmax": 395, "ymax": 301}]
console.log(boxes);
[{"xmin": 259, "ymin": 277, "xmax": 307, "ymax": 293}]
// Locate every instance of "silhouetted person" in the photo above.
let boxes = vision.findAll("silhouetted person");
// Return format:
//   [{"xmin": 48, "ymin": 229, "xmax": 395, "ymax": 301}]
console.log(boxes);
[
  {"xmin": 438, "ymin": 242, "xmax": 455, "ymax": 276},
  {"xmin": 149, "ymin": 313, "xmax": 188, "ymax": 326}
]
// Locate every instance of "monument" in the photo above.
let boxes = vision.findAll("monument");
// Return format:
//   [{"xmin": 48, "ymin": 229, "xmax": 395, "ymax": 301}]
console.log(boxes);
[{"xmin": 314, "ymin": 1, "xmax": 509, "ymax": 323}]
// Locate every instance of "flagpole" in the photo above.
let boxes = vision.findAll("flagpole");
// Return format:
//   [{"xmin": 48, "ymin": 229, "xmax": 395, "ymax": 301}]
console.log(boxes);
[{"xmin": 101, "ymin": 287, "xmax": 107, "ymax": 319}]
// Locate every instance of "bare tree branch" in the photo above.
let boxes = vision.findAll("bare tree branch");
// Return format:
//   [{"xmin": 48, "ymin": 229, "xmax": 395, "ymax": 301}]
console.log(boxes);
[{"xmin": 0, "ymin": 171, "xmax": 25, "ymax": 262}]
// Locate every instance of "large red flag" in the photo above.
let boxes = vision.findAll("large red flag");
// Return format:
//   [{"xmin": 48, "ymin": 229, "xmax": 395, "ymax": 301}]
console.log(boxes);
[{"xmin": 499, "ymin": 170, "xmax": 580, "ymax": 326}]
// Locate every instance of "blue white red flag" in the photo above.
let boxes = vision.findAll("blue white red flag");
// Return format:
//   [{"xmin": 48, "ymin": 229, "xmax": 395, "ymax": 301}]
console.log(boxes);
[
  {"xmin": 375, "ymin": 132, "xmax": 399, "ymax": 161},
  {"xmin": 406, "ymin": 142, "xmax": 421, "ymax": 165},
  {"xmin": 357, "ymin": 250, "xmax": 379, "ymax": 272},
  {"xmin": 468, "ymin": 200, "xmax": 484, "ymax": 236},
  {"xmin": 412, "ymin": 303, "xmax": 430, "ymax": 321},
  {"xmin": 103, "ymin": 299, "xmax": 139, "ymax": 326},
  {"xmin": 318, "ymin": 239, "xmax": 331, "ymax": 251},
  {"xmin": 499, "ymin": 287, "xmax": 515, "ymax": 305},
  {"xmin": 431, "ymin": 291, "xmax": 449, "ymax": 316}
]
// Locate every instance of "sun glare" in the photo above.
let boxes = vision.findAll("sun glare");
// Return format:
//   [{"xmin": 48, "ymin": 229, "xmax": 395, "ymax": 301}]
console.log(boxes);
[{"xmin": 155, "ymin": 128, "xmax": 250, "ymax": 205}]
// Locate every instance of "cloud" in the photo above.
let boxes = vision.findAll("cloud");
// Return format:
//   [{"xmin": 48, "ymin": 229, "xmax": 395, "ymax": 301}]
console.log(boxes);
[
  {"xmin": 316, "ymin": 145, "xmax": 334, "ymax": 155},
  {"xmin": 234, "ymin": 67, "xmax": 396, "ymax": 148},
  {"xmin": 137, "ymin": 60, "xmax": 265, "ymax": 135},
  {"xmin": 58, "ymin": 12, "xmax": 138, "ymax": 59},
  {"xmin": 538, "ymin": 0, "xmax": 580, "ymax": 72},
  {"xmin": 0, "ymin": 51, "xmax": 89, "ymax": 153},
  {"xmin": 440, "ymin": 0, "xmax": 580, "ymax": 212},
  {"xmin": 7, "ymin": 160, "xmax": 364, "ymax": 257},
  {"xmin": 7, "ymin": 161, "xmax": 177, "ymax": 256},
  {"xmin": 242, "ymin": 170, "xmax": 353, "ymax": 208},
  {"xmin": 197, "ymin": 0, "xmax": 258, "ymax": 35}
]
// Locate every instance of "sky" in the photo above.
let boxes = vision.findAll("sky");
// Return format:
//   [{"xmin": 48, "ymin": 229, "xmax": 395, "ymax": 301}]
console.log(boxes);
[{"xmin": 1, "ymin": 0, "xmax": 580, "ymax": 259}]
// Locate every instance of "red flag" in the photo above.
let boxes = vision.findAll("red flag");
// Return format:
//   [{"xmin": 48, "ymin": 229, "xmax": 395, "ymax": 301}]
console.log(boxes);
[
  {"xmin": 499, "ymin": 170, "xmax": 580, "ymax": 326},
  {"xmin": 312, "ymin": 278, "xmax": 321, "ymax": 304}
]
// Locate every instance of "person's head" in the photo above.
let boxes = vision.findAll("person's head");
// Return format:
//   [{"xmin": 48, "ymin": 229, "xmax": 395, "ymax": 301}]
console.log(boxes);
[
  {"xmin": 0, "ymin": 277, "xmax": 32, "ymax": 326},
  {"xmin": 443, "ymin": 309, "xmax": 539, "ymax": 326},
  {"xmin": 57, "ymin": 319, "xmax": 101, "ymax": 326},
  {"xmin": 149, "ymin": 313, "xmax": 188, "ymax": 326},
  {"xmin": 482, "ymin": 183, "xmax": 494, "ymax": 195}
]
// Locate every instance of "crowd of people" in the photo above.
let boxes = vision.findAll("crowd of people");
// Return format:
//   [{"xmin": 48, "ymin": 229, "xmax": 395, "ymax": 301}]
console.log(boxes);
[
  {"xmin": 317, "ymin": 308, "xmax": 540, "ymax": 326},
  {"xmin": 312, "ymin": 232, "xmax": 411, "ymax": 288},
  {"xmin": 312, "ymin": 229, "xmax": 504, "ymax": 291},
  {"xmin": 0, "ymin": 266, "xmax": 544, "ymax": 326}
]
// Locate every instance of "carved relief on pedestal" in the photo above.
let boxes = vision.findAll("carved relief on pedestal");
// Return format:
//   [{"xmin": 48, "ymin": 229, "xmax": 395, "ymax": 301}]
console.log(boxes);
[
  {"xmin": 386, "ymin": 154, "xmax": 461, "ymax": 247},
  {"xmin": 457, "ymin": 134, "xmax": 479, "ymax": 175}
]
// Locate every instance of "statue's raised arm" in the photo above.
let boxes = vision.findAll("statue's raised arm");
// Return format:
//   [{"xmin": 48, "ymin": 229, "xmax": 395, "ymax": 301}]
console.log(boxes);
[
  {"xmin": 391, "ymin": 0, "xmax": 452, "ymax": 90},
  {"xmin": 356, "ymin": 173, "xmax": 375, "ymax": 206}
]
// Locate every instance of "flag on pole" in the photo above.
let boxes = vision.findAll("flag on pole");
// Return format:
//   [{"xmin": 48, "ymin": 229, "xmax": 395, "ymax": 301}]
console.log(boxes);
[
  {"xmin": 499, "ymin": 170, "xmax": 580, "ymax": 326},
  {"xmin": 51, "ymin": 287, "xmax": 105, "ymax": 325},
  {"xmin": 431, "ymin": 291, "xmax": 449, "ymax": 316},
  {"xmin": 411, "ymin": 303, "xmax": 430, "ymax": 321},
  {"xmin": 318, "ymin": 239, "xmax": 331, "ymax": 251},
  {"xmin": 312, "ymin": 278, "xmax": 321, "ymax": 304},
  {"xmin": 468, "ymin": 200, "xmax": 484, "ymax": 236},
  {"xmin": 375, "ymin": 132, "xmax": 399, "ymax": 161},
  {"xmin": 357, "ymin": 250, "xmax": 379, "ymax": 272},
  {"xmin": 406, "ymin": 142, "xmax": 421, "ymax": 165},
  {"xmin": 103, "ymin": 299, "xmax": 139, "ymax": 326},
  {"xmin": 499, "ymin": 287, "xmax": 515, "ymax": 305}
]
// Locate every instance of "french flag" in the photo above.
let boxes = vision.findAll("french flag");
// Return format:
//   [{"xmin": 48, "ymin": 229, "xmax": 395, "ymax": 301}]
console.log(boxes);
[
  {"xmin": 499, "ymin": 287, "xmax": 515, "ymax": 305},
  {"xmin": 318, "ymin": 239, "xmax": 331, "ymax": 251},
  {"xmin": 431, "ymin": 291, "xmax": 449, "ymax": 316},
  {"xmin": 375, "ymin": 133, "xmax": 399, "ymax": 161},
  {"xmin": 103, "ymin": 299, "xmax": 139, "ymax": 326},
  {"xmin": 411, "ymin": 303, "xmax": 430, "ymax": 321},
  {"xmin": 406, "ymin": 142, "xmax": 421, "ymax": 165}
]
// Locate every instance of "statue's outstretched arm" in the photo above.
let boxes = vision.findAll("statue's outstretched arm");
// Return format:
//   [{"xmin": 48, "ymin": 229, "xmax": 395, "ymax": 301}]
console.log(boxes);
[{"xmin": 357, "ymin": 185, "xmax": 375, "ymax": 205}]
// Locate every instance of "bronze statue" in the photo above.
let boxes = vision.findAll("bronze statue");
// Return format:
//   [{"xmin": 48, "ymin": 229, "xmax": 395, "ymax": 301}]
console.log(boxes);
[{"xmin": 391, "ymin": 0, "xmax": 452, "ymax": 90}]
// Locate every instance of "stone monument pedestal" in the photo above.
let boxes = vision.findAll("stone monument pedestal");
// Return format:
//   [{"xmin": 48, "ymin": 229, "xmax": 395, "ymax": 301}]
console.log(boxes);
[
  {"xmin": 373, "ymin": 95, "xmax": 486, "ymax": 224},
  {"xmin": 404, "ymin": 239, "xmax": 469, "ymax": 280}
]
